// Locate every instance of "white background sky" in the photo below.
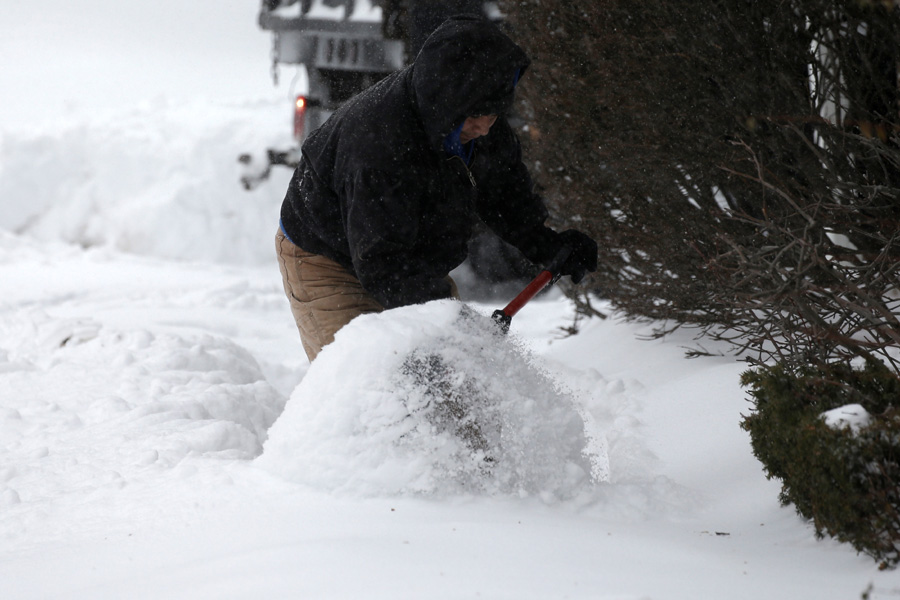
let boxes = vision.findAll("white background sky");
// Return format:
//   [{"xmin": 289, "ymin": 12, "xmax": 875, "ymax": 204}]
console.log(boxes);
[{"xmin": 0, "ymin": 0, "xmax": 275, "ymax": 130}]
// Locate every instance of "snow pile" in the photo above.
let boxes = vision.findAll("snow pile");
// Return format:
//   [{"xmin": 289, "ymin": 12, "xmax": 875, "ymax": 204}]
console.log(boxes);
[
  {"xmin": 0, "ymin": 99, "xmax": 293, "ymax": 266},
  {"xmin": 822, "ymin": 404, "xmax": 872, "ymax": 434},
  {"xmin": 258, "ymin": 301, "xmax": 606, "ymax": 498},
  {"xmin": 0, "ymin": 308, "xmax": 285, "ymax": 511}
]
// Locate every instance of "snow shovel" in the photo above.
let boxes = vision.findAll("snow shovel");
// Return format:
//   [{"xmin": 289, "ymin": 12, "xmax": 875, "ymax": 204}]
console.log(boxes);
[
  {"xmin": 393, "ymin": 245, "xmax": 575, "ymax": 467},
  {"xmin": 491, "ymin": 245, "xmax": 573, "ymax": 333}
]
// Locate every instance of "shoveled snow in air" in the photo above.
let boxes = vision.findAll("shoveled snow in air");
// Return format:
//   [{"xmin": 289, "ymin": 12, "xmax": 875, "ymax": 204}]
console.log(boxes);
[
  {"xmin": 1, "ymin": 1, "xmax": 897, "ymax": 599},
  {"xmin": 259, "ymin": 300, "xmax": 607, "ymax": 498}
]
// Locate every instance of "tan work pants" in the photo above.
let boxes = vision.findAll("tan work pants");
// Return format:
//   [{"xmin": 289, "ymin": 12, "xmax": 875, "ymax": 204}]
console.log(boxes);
[{"xmin": 276, "ymin": 230, "xmax": 384, "ymax": 362}]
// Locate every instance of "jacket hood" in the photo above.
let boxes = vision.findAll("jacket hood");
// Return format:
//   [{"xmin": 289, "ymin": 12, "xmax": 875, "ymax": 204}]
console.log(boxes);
[{"xmin": 411, "ymin": 16, "xmax": 530, "ymax": 149}]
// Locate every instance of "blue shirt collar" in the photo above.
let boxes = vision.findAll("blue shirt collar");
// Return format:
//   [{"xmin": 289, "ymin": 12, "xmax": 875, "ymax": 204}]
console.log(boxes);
[
  {"xmin": 442, "ymin": 68, "xmax": 519, "ymax": 165},
  {"xmin": 443, "ymin": 121, "xmax": 474, "ymax": 165}
]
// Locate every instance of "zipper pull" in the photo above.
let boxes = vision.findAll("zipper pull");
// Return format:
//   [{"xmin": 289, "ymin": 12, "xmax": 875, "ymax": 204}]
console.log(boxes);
[
  {"xmin": 465, "ymin": 167, "xmax": 476, "ymax": 188},
  {"xmin": 446, "ymin": 155, "xmax": 477, "ymax": 188}
]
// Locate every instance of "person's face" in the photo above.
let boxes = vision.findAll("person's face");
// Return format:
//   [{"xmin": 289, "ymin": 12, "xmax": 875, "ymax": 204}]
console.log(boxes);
[{"xmin": 459, "ymin": 114, "xmax": 498, "ymax": 144}]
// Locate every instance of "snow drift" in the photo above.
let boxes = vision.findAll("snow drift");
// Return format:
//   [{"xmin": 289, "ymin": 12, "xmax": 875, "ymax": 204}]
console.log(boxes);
[
  {"xmin": 0, "ymin": 99, "xmax": 293, "ymax": 266},
  {"xmin": 258, "ymin": 300, "xmax": 607, "ymax": 498},
  {"xmin": 0, "ymin": 304, "xmax": 285, "ymax": 511}
]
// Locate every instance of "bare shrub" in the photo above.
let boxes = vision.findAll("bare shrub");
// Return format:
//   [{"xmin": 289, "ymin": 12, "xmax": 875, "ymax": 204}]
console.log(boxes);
[{"xmin": 502, "ymin": 0, "xmax": 900, "ymax": 371}]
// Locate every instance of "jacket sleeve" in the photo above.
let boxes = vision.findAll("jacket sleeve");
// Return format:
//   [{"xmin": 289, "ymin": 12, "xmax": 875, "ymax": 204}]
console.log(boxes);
[
  {"xmin": 342, "ymin": 168, "xmax": 453, "ymax": 309},
  {"xmin": 472, "ymin": 119, "xmax": 562, "ymax": 265}
]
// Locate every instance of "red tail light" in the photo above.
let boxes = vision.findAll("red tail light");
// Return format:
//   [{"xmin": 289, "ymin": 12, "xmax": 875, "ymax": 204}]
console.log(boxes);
[{"xmin": 293, "ymin": 95, "xmax": 307, "ymax": 141}]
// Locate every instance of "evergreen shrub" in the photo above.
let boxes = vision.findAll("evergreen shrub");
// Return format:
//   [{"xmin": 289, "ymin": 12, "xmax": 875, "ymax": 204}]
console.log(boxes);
[{"xmin": 741, "ymin": 362, "xmax": 900, "ymax": 568}]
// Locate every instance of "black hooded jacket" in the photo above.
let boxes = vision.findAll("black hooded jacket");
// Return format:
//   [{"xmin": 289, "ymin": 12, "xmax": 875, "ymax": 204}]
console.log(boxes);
[{"xmin": 279, "ymin": 16, "xmax": 560, "ymax": 309}]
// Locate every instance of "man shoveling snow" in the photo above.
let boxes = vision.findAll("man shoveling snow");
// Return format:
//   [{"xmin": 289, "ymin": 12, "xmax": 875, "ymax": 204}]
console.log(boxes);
[{"xmin": 275, "ymin": 14, "xmax": 597, "ymax": 362}]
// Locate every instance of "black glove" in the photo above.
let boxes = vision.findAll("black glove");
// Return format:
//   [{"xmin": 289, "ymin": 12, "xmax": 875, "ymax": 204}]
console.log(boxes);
[{"xmin": 555, "ymin": 229, "xmax": 598, "ymax": 284}]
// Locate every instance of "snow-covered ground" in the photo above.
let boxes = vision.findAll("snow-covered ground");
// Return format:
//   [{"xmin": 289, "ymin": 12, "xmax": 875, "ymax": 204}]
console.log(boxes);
[{"xmin": 2, "ymin": 2, "xmax": 899, "ymax": 598}]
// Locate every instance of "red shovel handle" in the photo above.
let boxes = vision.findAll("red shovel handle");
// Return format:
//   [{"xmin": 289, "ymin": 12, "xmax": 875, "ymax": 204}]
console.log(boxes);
[
  {"xmin": 492, "ymin": 246, "xmax": 572, "ymax": 333},
  {"xmin": 500, "ymin": 270, "xmax": 554, "ymax": 319}
]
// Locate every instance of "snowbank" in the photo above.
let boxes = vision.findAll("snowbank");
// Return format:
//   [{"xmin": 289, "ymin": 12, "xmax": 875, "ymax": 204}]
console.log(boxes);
[
  {"xmin": 258, "ymin": 300, "xmax": 606, "ymax": 498},
  {"xmin": 0, "ymin": 295, "xmax": 285, "ymax": 514},
  {"xmin": 0, "ymin": 99, "xmax": 293, "ymax": 266}
]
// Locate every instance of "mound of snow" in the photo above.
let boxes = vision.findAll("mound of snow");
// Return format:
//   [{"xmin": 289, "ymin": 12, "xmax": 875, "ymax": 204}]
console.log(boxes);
[
  {"xmin": 0, "ymin": 99, "xmax": 293, "ymax": 266},
  {"xmin": 822, "ymin": 403, "xmax": 872, "ymax": 433},
  {"xmin": 257, "ymin": 301, "xmax": 605, "ymax": 499},
  {"xmin": 0, "ymin": 311, "xmax": 285, "ymax": 508}
]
